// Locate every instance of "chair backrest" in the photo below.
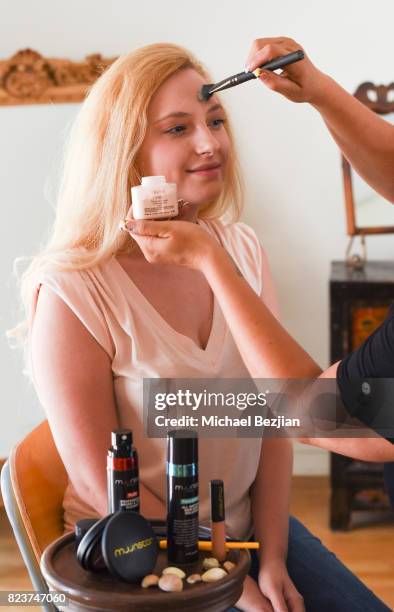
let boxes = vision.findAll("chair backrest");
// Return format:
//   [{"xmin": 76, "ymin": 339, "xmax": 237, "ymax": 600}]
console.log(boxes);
[{"xmin": 2, "ymin": 419, "xmax": 67, "ymax": 562}]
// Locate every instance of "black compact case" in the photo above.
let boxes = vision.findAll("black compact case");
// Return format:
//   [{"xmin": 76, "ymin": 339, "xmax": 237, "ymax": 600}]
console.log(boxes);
[
  {"xmin": 76, "ymin": 515, "xmax": 111, "ymax": 571},
  {"xmin": 75, "ymin": 511, "xmax": 157, "ymax": 582}
]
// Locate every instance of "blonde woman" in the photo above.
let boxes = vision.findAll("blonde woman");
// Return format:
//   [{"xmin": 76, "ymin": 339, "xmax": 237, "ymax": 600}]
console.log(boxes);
[{"xmin": 13, "ymin": 44, "xmax": 389, "ymax": 612}]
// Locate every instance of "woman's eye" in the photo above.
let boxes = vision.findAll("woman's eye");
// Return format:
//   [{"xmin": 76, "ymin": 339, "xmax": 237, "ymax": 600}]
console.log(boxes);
[
  {"xmin": 165, "ymin": 125, "xmax": 186, "ymax": 135},
  {"xmin": 164, "ymin": 119, "xmax": 225, "ymax": 135},
  {"xmin": 210, "ymin": 118, "xmax": 226, "ymax": 129}
]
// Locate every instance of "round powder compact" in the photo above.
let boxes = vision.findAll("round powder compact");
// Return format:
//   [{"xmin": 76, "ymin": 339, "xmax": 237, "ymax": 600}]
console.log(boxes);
[
  {"xmin": 76, "ymin": 515, "xmax": 112, "ymax": 571},
  {"xmin": 102, "ymin": 511, "xmax": 158, "ymax": 582}
]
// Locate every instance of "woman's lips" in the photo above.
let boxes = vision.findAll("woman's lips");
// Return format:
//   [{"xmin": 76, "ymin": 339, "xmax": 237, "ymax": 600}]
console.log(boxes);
[{"xmin": 187, "ymin": 164, "xmax": 221, "ymax": 177}]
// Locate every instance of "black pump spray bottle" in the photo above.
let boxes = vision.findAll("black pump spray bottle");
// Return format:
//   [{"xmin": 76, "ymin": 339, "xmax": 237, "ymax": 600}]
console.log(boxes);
[
  {"xmin": 166, "ymin": 430, "xmax": 199, "ymax": 564},
  {"xmin": 107, "ymin": 429, "xmax": 140, "ymax": 513}
]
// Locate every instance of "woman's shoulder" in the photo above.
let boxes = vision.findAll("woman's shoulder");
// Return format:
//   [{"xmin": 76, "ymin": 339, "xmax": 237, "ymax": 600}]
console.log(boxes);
[
  {"xmin": 32, "ymin": 258, "xmax": 116, "ymax": 358},
  {"xmin": 34, "ymin": 257, "xmax": 113, "ymax": 291},
  {"xmin": 33, "ymin": 257, "xmax": 121, "ymax": 328}
]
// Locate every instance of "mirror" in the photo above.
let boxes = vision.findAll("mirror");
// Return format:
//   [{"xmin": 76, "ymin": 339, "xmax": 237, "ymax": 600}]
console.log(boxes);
[
  {"xmin": 353, "ymin": 112, "xmax": 394, "ymax": 230},
  {"xmin": 342, "ymin": 82, "xmax": 394, "ymax": 236}
]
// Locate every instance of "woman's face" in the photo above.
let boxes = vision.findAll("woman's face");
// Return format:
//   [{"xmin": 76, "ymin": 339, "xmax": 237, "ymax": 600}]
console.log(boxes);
[{"xmin": 137, "ymin": 68, "xmax": 230, "ymax": 207}]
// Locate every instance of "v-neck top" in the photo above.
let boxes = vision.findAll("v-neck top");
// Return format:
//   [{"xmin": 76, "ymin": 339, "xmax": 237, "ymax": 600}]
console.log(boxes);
[
  {"xmin": 31, "ymin": 219, "xmax": 278, "ymax": 539},
  {"xmin": 112, "ymin": 254, "xmax": 225, "ymax": 360}
]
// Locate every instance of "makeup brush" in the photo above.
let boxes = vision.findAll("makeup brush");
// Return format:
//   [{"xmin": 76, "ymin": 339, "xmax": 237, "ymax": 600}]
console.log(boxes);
[
  {"xmin": 198, "ymin": 50, "xmax": 304, "ymax": 101},
  {"xmin": 158, "ymin": 540, "xmax": 260, "ymax": 550}
]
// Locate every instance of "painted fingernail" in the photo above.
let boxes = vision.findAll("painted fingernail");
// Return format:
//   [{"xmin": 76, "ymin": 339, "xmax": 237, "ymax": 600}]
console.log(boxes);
[{"xmin": 120, "ymin": 219, "xmax": 136, "ymax": 232}]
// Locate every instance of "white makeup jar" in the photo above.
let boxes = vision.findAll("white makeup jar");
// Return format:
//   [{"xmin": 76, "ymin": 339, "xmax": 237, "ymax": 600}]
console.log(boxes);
[{"xmin": 131, "ymin": 176, "xmax": 178, "ymax": 220}]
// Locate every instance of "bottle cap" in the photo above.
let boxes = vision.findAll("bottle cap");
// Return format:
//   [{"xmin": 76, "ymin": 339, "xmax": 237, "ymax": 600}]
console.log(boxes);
[
  {"xmin": 111, "ymin": 429, "xmax": 133, "ymax": 450},
  {"xmin": 108, "ymin": 429, "xmax": 133, "ymax": 457},
  {"xmin": 210, "ymin": 479, "xmax": 225, "ymax": 522},
  {"xmin": 141, "ymin": 175, "xmax": 166, "ymax": 187},
  {"xmin": 167, "ymin": 429, "xmax": 198, "ymax": 466}
]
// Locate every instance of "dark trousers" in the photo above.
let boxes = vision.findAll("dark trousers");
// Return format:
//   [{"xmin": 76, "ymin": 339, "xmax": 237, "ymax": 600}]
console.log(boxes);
[
  {"xmin": 229, "ymin": 516, "xmax": 391, "ymax": 612},
  {"xmin": 384, "ymin": 463, "xmax": 394, "ymax": 509}
]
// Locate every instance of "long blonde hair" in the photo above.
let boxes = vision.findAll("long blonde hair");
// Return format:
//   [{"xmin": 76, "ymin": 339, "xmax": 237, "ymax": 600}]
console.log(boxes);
[{"xmin": 11, "ymin": 43, "xmax": 244, "ymax": 345}]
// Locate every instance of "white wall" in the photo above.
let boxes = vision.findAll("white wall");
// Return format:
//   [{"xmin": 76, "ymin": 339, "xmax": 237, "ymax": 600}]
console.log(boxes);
[{"xmin": 2, "ymin": 0, "xmax": 394, "ymax": 474}]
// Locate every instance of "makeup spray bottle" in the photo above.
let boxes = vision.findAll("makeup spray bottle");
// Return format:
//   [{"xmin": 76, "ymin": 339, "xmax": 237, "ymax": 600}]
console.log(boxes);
[
  {"xmin": 107, "ymin": 429, "xmax": 140, "ymax": 513},
  {"xmin": 166, "ymin": 430, "xmax": 199, "ymax": 564}
]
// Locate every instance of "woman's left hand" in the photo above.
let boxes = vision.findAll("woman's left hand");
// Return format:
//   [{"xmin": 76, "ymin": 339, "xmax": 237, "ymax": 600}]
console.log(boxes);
[{"xmin": 258, "ymin": 559, "xmax": 305, "ymax": 612}]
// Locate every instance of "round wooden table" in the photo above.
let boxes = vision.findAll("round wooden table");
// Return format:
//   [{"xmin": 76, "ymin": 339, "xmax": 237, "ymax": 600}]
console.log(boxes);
[{"xmin": 41, "ymin": 533, "xmax": 251, "ymax": 611}]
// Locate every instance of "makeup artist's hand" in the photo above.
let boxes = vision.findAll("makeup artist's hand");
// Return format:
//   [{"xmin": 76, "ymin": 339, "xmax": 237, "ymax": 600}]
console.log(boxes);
[
  {"xmin": 258, "ymin": 559, "xmax": 305, "ymax": 612},
  {"xmin": 245, "ymin": 37, "xmax": 329, "ymax": 106},
  {"xmin": 122, "ymin": 217, "xmax": 222, "ymax": 271}
]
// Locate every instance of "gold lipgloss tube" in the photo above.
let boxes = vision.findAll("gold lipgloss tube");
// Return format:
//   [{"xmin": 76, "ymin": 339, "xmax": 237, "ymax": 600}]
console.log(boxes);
[{"xmin": 210, "ymin": 479, "xmax": 227, "ymax": 562}]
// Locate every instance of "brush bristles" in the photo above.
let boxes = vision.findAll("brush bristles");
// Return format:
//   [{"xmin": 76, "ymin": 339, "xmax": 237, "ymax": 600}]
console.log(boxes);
[{"xmin": 198, "ymin": 84, "xmax": 213, "ymax": 102}]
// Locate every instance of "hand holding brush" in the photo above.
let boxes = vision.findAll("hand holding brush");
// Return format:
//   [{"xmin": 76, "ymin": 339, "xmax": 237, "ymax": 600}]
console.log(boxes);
[{"xmin": 199, "ymin": 49, "xmax": 304, "ymax": 101}]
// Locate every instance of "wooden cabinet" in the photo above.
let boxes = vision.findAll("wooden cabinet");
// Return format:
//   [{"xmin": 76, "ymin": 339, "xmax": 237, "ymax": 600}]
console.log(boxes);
[{"xmin": 330, "ymin": 261, "xmax": 394, "ymax": 530}]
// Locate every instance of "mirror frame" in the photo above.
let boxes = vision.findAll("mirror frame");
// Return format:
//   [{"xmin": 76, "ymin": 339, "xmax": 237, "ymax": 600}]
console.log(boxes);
[
  {"xmin": 342, "ymin": 81, "xmax": 394, "ymax": 235},
  {"xmin": 0, "ymin": 48, "xmax": 117, "ymax": 106}
]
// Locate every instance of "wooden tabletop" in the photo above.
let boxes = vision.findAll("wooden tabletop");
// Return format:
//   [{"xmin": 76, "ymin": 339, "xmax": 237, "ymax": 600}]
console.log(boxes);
[{"xmin": 41, "ymin": 533, "xmax": 250, "ymax": 612}]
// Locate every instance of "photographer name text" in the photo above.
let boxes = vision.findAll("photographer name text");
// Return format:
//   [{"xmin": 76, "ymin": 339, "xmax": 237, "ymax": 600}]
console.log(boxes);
[{"xmin": 154, "ymin": 415, "xmax": 300, "ymax": 429}]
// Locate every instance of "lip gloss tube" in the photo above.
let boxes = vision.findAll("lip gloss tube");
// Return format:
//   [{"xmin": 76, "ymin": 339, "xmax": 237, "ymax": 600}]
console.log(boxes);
[{"xmin": 210, "ymin": 479, "xmax": 227, "ymax": 562}]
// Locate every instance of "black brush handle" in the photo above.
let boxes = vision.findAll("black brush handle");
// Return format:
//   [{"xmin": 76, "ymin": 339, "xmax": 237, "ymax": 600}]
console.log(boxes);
[
  {"xmin": 210, "ymin": 50, "xmax": 304, "ymax": 94},
  {"xmin": 239, "ymin": 49, "xmax": 304, "ymax": 80},
  {"xmin": 258, "ymin": 50, "xmax": 304, "ymax": 74}
]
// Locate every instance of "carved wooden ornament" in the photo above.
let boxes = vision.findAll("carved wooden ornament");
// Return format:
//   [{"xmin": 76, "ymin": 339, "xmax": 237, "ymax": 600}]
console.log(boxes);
[{"xmin": 0, "ymin": 49, "xmax": 117, "ymax": 106}]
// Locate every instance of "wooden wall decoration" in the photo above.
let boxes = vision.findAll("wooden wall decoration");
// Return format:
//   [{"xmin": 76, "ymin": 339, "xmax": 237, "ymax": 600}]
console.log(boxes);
[{"xmin": 0, "ymin": 49, "xmax": 117, "ymax": 106}]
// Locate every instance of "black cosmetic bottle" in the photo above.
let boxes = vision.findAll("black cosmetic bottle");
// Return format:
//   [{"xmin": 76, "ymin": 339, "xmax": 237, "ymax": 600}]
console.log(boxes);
[
  {"xmin": 166, "ymin": 430, "xmax": 199, "ymax": 564},
  {"xmin": 107, "ymin": 429, "xmax": 140, "ymax": 513}
]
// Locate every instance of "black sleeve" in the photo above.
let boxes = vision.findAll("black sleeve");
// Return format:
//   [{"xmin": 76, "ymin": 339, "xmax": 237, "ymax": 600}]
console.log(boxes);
[{"xmin": 337, "ymin": 302, "xmax": 394, "ymax": 443}]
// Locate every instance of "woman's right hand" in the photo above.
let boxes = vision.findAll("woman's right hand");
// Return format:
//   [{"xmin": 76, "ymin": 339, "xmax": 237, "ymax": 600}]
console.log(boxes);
[
  {"xmin": 236, "ymin": 575, "xmax": 274, "ymax": 612},
  {"xmin": 245, "ymin": 37, "xmax": 329, "ymax": 106}
]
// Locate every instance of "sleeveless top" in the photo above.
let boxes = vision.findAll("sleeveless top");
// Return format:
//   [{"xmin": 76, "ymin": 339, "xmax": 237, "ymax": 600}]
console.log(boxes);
[{"xmin": 30, "ymin": 219, "xmax": 278, "ymax": 539}]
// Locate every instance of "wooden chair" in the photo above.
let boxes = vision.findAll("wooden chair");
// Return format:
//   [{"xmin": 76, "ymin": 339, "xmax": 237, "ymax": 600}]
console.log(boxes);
[{"xmin": 0, "ymin": 420, "xmax": 67, "ymax": 609}]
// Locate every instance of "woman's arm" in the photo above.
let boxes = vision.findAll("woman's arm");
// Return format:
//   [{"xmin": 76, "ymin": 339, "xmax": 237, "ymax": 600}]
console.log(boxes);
[
  {"xmin": 301, "ymin": 362, "xmax": 394, "ymax": 462},
  {"xmin": 204, "ymin": 251, "xmax": 394, "ymax": 461},
  {"xmin": 126, "ymin": 220, "xmax": 394, "ymax": 461},
  {"xmin": 203, "ymin": 247, "xmax": 321, "ymax": 379},
  {"xmin": 246, "ymin": 37, "xmax": 394, "ymax": 203},
  {"xmin": 251, "ymin": 439, "xmax": 292, "ymax": 564},
  {"xmin": 31, "ymin": 285, "xmax": 165, "ymax": 518},
  {"xmin": 312, "ymin": 76, "xmax": 394, "ymax": 204},
  {"xmin": 251, "ymin": 438, "xmax": 305, "ymax": 611}
]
